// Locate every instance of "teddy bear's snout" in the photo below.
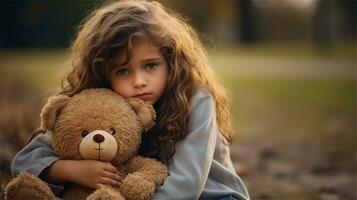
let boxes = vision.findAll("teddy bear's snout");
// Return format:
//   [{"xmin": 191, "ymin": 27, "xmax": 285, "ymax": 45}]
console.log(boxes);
[
  {"xmin": 79, "ymin": 130, "xmax": 118, "ymax": 161},
  {"xmin": 93, "ymin": 134, "xmax": 105, "ymax": 143}
]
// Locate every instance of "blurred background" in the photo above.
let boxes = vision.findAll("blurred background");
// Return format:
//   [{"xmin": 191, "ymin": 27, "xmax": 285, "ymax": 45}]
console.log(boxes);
[{"xmin": 1, "ymin": 0, "xmax": 356, "ymax": 199}]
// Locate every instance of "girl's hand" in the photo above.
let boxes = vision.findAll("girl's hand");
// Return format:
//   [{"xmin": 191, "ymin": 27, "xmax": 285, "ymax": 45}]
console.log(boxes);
[
  {"xmin": 45, "ymin": 159, "xmax": 122, "ymax": 190},
  {"xmin": 66, "ymin": 160, "xmax": 122, "ymax": 189}
]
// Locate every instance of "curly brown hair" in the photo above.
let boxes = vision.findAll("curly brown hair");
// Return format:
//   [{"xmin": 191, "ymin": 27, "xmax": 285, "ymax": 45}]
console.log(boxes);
[{"xmin": 61, "ymin": 0, "xmax": 235, "ymax": 162}]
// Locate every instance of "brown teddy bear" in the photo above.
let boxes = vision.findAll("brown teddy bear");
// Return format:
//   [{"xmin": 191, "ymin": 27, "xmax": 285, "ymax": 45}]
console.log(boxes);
[{"xmin": 5, "ymin": 88, "xmax": 168, "ymax": 200}]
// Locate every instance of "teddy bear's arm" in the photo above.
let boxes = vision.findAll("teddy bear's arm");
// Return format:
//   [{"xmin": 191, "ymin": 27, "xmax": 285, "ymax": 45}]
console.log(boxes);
[
  {"xmin": 119, "ymin": 156, "xmax": 167, "ymax": 200},
  {"xmin": 125, "ymin": 155, "xmax": 167, "ymax": 187}
]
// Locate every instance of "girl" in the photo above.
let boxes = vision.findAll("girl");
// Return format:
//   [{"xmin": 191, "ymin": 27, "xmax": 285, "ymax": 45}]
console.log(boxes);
[{"xmin": 11, "ymin": 1, "xmax": 249, "ymax": 199}]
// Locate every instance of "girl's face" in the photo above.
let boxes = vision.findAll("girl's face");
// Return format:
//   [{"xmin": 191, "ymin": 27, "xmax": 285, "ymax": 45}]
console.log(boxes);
[{"xmin": 109, "ymin": 40, "xmax": 169, "ymax": 105}]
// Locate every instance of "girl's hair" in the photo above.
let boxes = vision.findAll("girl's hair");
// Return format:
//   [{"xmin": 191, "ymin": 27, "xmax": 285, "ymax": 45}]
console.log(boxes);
[{"xmin": 61, "ymin": 0, "xmax": 235, "ymax": 162}]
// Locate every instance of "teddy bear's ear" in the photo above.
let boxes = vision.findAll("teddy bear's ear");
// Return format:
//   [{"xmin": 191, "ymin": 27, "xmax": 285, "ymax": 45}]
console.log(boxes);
[
  {"xmin": 127, "ymin": 98, "xmax": 156, "ymax": 131},
  {"xmin": 40, "ymin": 95, "xmax": 70, "ymax": 131}
]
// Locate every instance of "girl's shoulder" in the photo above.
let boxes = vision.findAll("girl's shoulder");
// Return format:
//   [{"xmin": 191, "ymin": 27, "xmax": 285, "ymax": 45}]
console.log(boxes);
[{"xmin": 190, "ymin": 87, "xmax": 212, "ymax": 106}]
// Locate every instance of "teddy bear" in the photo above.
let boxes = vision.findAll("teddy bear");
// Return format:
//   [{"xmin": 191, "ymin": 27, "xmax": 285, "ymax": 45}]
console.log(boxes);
[{"xmin": 5, "ymin": 88, "xmax": 168, "ymax": 200}]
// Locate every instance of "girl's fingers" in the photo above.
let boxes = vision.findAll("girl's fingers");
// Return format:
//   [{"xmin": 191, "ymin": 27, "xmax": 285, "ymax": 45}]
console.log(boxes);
[
  {"xmin": 102, "ymin": 162, "xmax": 118, "ymax": 173},
  {"xmin": 96, "ymin": 183, "xmax": 106, "ymax": 189},
  {"xmin": 102, "ymin": 171, "xmax": 122, "ymax": 182},
  {"xmin": 99, "ymin": 177, "xmax": 121, "ymax": 186}
]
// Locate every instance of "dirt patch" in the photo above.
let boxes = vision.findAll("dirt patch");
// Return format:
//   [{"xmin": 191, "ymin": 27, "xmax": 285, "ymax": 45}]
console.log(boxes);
[{"xmin": 232, "ymin": 138, "xmax": 356, "ymax": 199}]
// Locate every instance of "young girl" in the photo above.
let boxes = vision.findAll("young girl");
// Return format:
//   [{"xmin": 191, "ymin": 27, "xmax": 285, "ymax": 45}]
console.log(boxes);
[{"xmin": 11, "ymin": 1, "xmax": 249, "ymax": 199}]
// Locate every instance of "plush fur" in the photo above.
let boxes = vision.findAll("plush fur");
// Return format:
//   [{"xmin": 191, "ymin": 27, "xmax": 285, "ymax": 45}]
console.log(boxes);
[{"xmin": 5, "ymin": 88, "xmax": 167, "ymax": 200}]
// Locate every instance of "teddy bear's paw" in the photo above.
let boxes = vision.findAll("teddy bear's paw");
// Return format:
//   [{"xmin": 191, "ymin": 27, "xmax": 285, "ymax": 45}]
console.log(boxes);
[
  {"xmin": 120, "ymin": 174, "xmax": 155, "ymax": 200},
  {"xmin": 5, "ymin": 172, "xmax": 56, "ymax": 200},
  {"xmin": 87, "ymin": 186, "xmax": 125, "ymax": 200}
]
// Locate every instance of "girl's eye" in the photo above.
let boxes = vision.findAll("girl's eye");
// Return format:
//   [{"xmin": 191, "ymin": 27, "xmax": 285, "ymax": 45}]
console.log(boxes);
[
  {"xmin": 81, "ymin": 130, "xmax": 89, "ymax": 138},
  {"xmin": 145, "ymin": 63, "xmax": 158, "ymax": 70},
  {"xmin": 110, "ymin": 128, "xmax": 116, "ymax": 135},
  {"xmin": 115, "ymin": 68, "xmax": 129, "ymax": 76}
]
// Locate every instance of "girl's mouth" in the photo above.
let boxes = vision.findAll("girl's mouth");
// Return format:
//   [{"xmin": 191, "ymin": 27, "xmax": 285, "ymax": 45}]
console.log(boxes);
[{"xmin": 133, "ymin": 93, "xmax": 152, "ymax": 100}]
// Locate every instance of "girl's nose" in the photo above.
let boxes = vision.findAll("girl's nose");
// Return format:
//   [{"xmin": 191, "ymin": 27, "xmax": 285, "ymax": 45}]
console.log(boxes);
[{"xmin": 133, "ymin": 73, "xmax": 147, "ymax": 88}]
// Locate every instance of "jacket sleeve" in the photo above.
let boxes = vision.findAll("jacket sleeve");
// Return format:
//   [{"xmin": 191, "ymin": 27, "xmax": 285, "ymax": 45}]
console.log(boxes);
[
  {"xmin": 11, "ymin": 131, "xmax": 64, "ymax": 195},
  {"xmin": 152, "ymin": 94, "xmax": 218, "ymax": 200}
]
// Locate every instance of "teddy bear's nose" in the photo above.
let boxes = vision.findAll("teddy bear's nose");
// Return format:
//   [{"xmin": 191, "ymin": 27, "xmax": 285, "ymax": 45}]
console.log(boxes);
[{"xmin": 93, "ymin": 134, "xmax": 105, "ymax": 143}]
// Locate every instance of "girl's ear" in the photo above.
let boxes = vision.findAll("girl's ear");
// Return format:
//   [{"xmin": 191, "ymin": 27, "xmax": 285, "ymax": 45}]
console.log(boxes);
[
  {"xmin": 127, "ymin": 98, "xmax": 156, "ymax": 131},
  {"xmin": 40, "ymin": 95, "xmax": 70, "ymax": 131}
]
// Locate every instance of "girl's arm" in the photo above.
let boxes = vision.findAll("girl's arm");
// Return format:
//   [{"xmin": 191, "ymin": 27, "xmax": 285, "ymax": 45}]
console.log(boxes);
[
  {"xmin": 152, "ymin": 90, "xmax": 249, "ymax": 200},
  {"xmin": 152, "ymin": 91, "xmax": 217, "ymax": 199},
  {"xmin": 11, "ymin": 131, "xmax": 121, "ymax": 195},
  {"xmin": 11, "ymin": 131, "xmax": 64, "ymax": 195}
]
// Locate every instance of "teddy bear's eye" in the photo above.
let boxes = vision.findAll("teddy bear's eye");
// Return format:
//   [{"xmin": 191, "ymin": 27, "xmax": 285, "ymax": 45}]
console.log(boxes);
[
  {"xmin": 110, "ymin": 128, "xmax": 116, "ymax": 135},
  {"xmin": 81, "ymin": 130, "xmax": 89, "ymax": 138}
]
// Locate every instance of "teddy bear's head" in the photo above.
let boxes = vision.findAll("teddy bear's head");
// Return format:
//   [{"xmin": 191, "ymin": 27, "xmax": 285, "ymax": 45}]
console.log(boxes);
[{"xmin": 39, "ymin": 88, "xmax": 155, "ymax": 165}]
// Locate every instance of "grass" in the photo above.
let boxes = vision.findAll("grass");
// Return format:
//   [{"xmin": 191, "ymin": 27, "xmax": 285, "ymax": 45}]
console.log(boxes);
[
  {"xmin": 1, "ymin": 47, "xmax": 355, "ymax": 142},
  {"xmin": 229, "ymin": 78, "xmax": 356, "ymax": 138},
  {"xmin": 1, "ymin": 49, "xmax": 70, "ymax": 93},
  {"xmin": 208, "ymin": 41, "xmax": 357, "ymax": 60}
]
